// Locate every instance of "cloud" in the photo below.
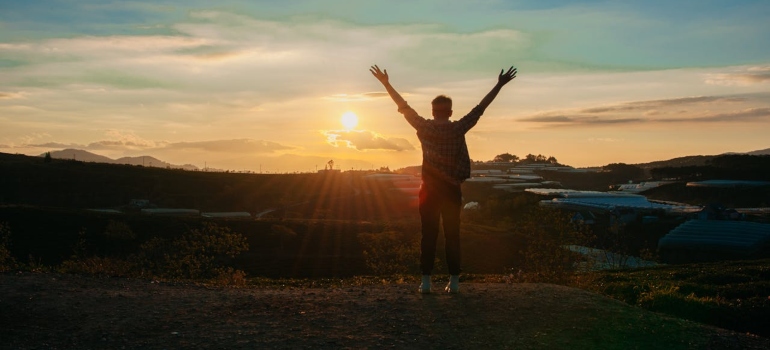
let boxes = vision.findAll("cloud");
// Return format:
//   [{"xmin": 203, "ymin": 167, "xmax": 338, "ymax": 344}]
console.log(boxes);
[
  {"xmin": 588, "ymin": 138, "xmax": 623, "ymax": 143},
  {"xmin": 25, "ymin": 139, "xmax": 154, "ymax": 151},
  {"xmin": 579, "ymin": 96, "xmax": 745, "ymax": 114},
  {"xmin": 520, "ymin": 115, "xmax": 642, "ymax": 125},
  {"xmin": 520, "ymin": 116, "xmax": 573, "ymax": 123},
  {"xmin": 0, "ymin": 92, "xmax": 25, "ymax": 99},
  {"xmin": 324, "ymin": 130, "xmax": 415, "ymax": 151},
  {"xmin": 661, "ymin": 108, "xmax": 770, "ymax": 123},
  {"xmin": 519, "ymin": 95, "xmax": 768, "ymax": 128},
  {"xmin": 706, "ymin": 66, "xmax": 770, "ymax": 85},
  {"xmin": 23, "ymin": 138, "xmax": 293, "ymax": 161},
  {"xmin": 85, "ymin": 140, "xmax": 158, "ymax": 150},
  {"xmin": 26, "ymin": 142, "xmax": 86, "ymax": 148},
  {"xmin": 324, "ymin": 92, "xmax": 390, "ymax": 101},
  {"xmin": 161, "ymin": 139, "xmax": 292, "ymax": 153}
]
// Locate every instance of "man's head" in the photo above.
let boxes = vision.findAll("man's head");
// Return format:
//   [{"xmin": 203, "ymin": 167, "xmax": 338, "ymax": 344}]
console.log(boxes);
[{"xmin": 431, "ymin": 95, "xmax": 453, "ymax": 120}]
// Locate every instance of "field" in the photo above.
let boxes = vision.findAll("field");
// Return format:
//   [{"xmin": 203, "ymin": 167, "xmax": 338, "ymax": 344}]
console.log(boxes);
[{"xmin": 1, "ymin": 152, "xmax": 770, "ymax": 348}]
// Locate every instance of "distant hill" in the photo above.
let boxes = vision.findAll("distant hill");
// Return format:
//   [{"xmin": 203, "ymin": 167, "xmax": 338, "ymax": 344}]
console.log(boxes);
[
  {"xmin": 43, "ymin": 149, "xmax": 198, "ymax": 171},
  {"xmin": 633, "ymin": 155, "xmax": 714, "ymax": 169},
  {"xmin": 633, "ymin": 147, "xmax": 770, "ymax": 169},
  {"xmin": 747, "ymin": 148, "xmax": 770, "ymax": 156},
  {"xmin": 46, "ymin": 149, "xmax": 114, "ymax": 163}
]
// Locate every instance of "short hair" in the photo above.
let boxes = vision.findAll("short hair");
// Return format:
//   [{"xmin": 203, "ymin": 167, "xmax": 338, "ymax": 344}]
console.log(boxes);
[{"xmin": 431, "ymin": 95, "xmax": 452, "ymax": 107}]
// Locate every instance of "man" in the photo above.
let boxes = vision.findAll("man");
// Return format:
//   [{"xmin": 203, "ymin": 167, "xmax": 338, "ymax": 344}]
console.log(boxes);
[{"xmin": 370, "ymin": 64, "xmax": 517, "ymax": 293}]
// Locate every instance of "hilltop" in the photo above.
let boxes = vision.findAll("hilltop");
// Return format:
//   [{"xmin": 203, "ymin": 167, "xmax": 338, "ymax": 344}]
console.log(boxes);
[
  {"xmin": 2, "ymin": 272, "xmax": 768, "ymax": 350},
  {"xmin": 2, "ymin": 150, "xmax": 770, "ymax": 347},
  {"xmin": 631, "ymin": 147, "xmax": 770, "ymax": 169}
]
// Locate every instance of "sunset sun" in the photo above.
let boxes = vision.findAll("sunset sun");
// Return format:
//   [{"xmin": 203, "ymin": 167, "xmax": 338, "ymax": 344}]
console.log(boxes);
[{"xmin": 341, "ymin": 111, "xmax": 359, "ymax": 130}]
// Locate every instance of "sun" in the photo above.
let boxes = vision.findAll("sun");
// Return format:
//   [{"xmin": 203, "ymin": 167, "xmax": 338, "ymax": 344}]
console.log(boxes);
[{"xmin": 341, "ymin": 111, "xmax": 359, "ymax": 130}]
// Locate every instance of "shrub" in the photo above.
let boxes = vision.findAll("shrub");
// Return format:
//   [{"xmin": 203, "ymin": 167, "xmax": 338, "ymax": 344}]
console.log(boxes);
[
  {"xmin": 132, "ymin": 223, "xmax": 249, "ymax": 281},
  {"xmin": 59, "ymin": 256, "xmax": 135, "ymax": 277},
  {"xmin": 0, "ymin": 222, "xmax": 17, "ymax": 272},
  {"xmin": 510, "ymin": 207, "xmax": 587, "ymax": 283},
  {"xmin": 103, "ymin": 220, "xmax": 136, "ymax": 241},
  {"xmin": 359, "ymin": 230, "xmax": 422, "ymax": 275}
]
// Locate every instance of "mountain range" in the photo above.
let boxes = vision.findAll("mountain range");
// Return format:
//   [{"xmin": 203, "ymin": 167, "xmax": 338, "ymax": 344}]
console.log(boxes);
[{"xmin": 43, "ymin": 149, "xmax": 200, "ymax": 171}]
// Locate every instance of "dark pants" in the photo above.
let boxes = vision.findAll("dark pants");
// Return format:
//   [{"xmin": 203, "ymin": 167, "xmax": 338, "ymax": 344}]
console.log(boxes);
[{"xmin": 419, "ymin": 179, "xmax": 462, "ymax": 275}]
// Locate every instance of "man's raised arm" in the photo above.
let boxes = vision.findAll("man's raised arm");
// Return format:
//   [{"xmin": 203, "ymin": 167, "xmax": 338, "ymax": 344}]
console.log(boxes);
[
  {"xmin": 369, "ymin": 65, "xmax": 419, "ymax": 119},
  {"xmin": 477, "ymin": 66, "xmax": 517, "ymax": 110}
]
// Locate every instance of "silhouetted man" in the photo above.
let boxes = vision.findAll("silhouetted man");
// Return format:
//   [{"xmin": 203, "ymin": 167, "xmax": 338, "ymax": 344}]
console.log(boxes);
[{"xmin": 370, "ymin": 64, "xmax": 517, "ymax": 293}]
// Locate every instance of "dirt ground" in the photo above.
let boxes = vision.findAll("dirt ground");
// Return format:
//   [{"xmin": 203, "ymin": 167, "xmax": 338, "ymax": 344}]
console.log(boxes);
[{"xmin": 2, "ymin": 273, "xmax": 768, "ymax": 350}]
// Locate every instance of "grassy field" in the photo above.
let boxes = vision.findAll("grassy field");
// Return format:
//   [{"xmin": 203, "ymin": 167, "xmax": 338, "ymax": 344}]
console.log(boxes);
[{"xmin": 575, "ymin": 259, "xmax": 770, "ymax": 338}]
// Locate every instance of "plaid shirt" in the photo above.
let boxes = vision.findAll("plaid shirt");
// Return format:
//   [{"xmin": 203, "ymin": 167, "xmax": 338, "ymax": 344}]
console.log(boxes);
[{"xmin": 399, "ymin": 104, "xmax": 485, "ymax": 185}]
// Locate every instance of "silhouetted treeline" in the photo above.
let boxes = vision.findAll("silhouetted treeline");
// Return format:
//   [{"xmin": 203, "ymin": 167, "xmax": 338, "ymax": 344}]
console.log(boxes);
[{"xmin": 483, "ymin": 152, "xmax": 560, "ymax": 165}]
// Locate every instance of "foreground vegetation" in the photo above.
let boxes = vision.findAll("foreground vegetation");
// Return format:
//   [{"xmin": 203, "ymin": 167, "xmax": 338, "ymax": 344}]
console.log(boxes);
[{"xmin": 2, "ymin": 205, "xmax": 768, "ymax": 339}]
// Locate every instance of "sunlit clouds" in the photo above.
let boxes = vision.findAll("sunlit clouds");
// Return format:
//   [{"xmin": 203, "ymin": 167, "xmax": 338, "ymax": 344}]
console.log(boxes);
[
  {"xmin": 324, "ymin": 130, "xmax": 415, "ymax": 152},
  {"xmin": 1, "ymin": 1, "xmax": 769, "ymax": 170}
]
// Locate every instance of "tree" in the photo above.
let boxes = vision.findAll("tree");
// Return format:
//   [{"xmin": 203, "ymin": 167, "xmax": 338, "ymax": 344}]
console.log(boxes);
[
  {"xmin": 524, "ymin": 154, "xmax": 537, "ymax": 163},
  {"xmin": 44, "ymin": 152, "xmax": 52, "ymax": 163},
  {"xmin": 547, "ymin": 156, "xmax": 558, "ymax": 165},
  {"xmin": 492, "ymin": 153, "xmax": 519, "ymax": 163}
]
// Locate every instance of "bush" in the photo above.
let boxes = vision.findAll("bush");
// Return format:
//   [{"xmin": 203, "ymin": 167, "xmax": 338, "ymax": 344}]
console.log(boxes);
[
  {"xmin": 510, "ymin": 207, "xmax": 588, "ymax": 283},
  {"xmin": 358, "ymin": 230, "xmax": 422, "ymax": 275},
  {"xmin": 132, "ymin": 223, "xmax": 249, "ymax": 281},
  {"xmin": 59, "ymin": 256, "xmax": 135, "ymax": 277},
  {"xmin": 0, "ymin": 222, "xmax": 17, "ymax": 272}
]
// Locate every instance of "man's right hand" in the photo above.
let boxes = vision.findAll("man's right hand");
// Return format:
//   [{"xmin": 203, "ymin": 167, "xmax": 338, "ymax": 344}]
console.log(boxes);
[
  {"xmin": 498, "ymin": 66, "xmax": 517, "ymax": 86},
  {"xmin": 369, "ymin": 65, "xmax": 389, "ymax": 85}
]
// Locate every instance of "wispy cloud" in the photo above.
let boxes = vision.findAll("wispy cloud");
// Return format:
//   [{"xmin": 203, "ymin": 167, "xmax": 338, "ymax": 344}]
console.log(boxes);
[
  {"xmin": 588, "ymin": 138, "xmax": 624, "ymax": 143},
  {"xmin": 706, "ymin": 65, "xmax": 770, "ymax": 86},
  {"xmin": 24, "ymin": 131, "xmax": 292, "ymax": 154},
  {"xmin": 26, "ymin": 142, "xmax": 85, "ymax": 149},
  {"xmin": 579, "ymin": 96, "xmax": 745, "ymax": 114},
  {"xmin": 161, "ymin": 139, "xmax": 292, "ymax": 153},
  {"xmin": 661, "ymin": 108, "xmax": 770, "ymax": 123},
  {"xmin": 324, "ymin": 92, "xmax": 390, "ymax": 101},
  {"xmin": 520, "ymin": 115, "xmax": 642, "ymax": 125},
  {"xmin": 324, "ymin": 130, "xmax": 415, "ymax": 151},
  {"xmin": 520, "ymin": 94, "xmax": 770, "ymax": 128},
  {"xmin": 0, "ymin": 92, "xmax": 25, "ymax": 99}
]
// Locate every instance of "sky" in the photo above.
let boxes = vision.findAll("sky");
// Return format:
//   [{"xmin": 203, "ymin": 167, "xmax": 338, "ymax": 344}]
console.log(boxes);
[{"xmin": 1, "ymin": 0, "xmax": 769, "ymax": 172}]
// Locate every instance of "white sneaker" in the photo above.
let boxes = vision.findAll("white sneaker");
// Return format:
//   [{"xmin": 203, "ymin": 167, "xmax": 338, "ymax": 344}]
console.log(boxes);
[
  {"xmin": 445, "ymin": 275, "xmax": 459, "ymax": 293},
  {"xmin": 419, "ymin": 275, "xmax": 432, "ymax": 294}
]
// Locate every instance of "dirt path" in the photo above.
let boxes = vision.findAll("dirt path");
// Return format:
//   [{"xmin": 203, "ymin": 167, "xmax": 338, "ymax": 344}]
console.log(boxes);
[{"xmin": 2, "ymin": 273, "xmax": 768, "ymax": 349}]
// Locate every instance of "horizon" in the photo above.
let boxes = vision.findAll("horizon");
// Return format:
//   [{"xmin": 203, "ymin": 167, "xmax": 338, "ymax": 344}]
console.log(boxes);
[
  {"xmin": 2, "ymin": 1, "xmax": 770, "ymax": 173},
  {"xmin": 29, "ymin": 146, "xmax": 770, "ymax": 173}
]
